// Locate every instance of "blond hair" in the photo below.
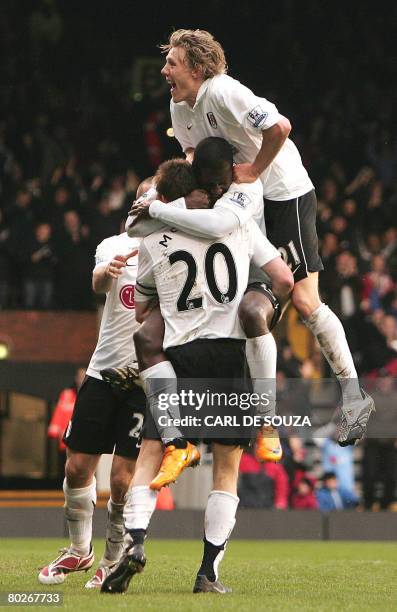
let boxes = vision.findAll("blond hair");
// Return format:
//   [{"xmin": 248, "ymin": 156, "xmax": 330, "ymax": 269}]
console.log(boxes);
[{"xmin": 160, "ymin": 29, "xmax": 227, "ymax": 79}]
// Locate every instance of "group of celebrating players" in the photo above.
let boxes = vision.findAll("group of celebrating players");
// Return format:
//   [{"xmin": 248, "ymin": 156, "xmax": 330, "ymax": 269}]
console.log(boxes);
[{"xmin": 38, "ymin": 29, "xmax": 374, "ymax": 595}]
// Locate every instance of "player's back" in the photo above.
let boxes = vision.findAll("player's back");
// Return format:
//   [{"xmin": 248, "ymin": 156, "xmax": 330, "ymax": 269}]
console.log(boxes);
[{"xmin": 141, "ymin": 223, "xmax": 257, "ymax": 349}]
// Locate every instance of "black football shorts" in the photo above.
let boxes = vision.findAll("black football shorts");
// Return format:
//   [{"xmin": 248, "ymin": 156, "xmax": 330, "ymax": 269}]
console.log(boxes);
[
  {"xmin": 143, "ymin": 338, "xmax": 252, "ymax": 447},
  {"xmin": 264, "ymin": 189, "xmax": 323, "ymax": 282},
  {"xmin": 64, "ymin": 375, "xmax": 145, "ymax": 458}
]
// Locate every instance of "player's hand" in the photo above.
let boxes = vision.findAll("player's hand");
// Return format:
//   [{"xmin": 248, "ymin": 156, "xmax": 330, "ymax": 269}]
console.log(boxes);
[
  {"xmin": 106, "ymin": 249, "xmax": 138, "ymax": 279},
  {"xmin": 128, "ymin": 190, "xmax": 157, "ymax": 215},
  {"xmin": 127, "ymin": 200, "xmax": 151, "ymax": 230},
  {"xmin": 185, "ymin": 189, "xmax": 210, "ymax": 209},
  {"xmin": 233, "ymin": 163, "xmax": 259, "ymax": 183}
]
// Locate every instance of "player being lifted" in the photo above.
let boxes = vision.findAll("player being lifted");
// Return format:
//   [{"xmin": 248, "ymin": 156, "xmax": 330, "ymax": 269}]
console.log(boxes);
[
  {"xmin": 105, "ymin": 138, "xmax": 293, "ymax": 484},
  {"xmin": 157, "ymin": 29, "xmax": 374, "ymax": 446},
  {"xmin": 102, "ymin": 141, "xmax": 288, "ymax": 595},
  {"xmin": 124, "ymin": 137, "xmax": 293, "ymax": 489},
  {"xmin": 38, "ymin": 184, "xmax": 148, "ymax": 589}
]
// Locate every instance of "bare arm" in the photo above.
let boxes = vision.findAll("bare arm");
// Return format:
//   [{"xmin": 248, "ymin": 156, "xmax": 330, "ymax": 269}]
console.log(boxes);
[
  {"xmin": 135, "ymin": 297, "xmax": 158, "ymax": 324},
  {"xmin": 92, "ymin": 263, "xmax": 113, "ymax": 294},
  {"xmin": 234, "ymin": 117, "xmax": 291, "ymax": 183},
  {"xmin": 262, "ymin": 257, "xmax": 294, "ymax": 304},
  {"xmin": 249, "ymin": 220, "xmax": 294, "ymax": 304}
]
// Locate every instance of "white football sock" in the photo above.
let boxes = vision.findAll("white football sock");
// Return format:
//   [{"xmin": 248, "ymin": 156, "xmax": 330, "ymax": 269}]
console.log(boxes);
[
  {"xmin": 140, "ymin": 361, "xmax": 183, "ymax": 443},
  {"xmin": 204, "ymin": 490, "xmax": 239, "ymax": 580},
  {"xmin": 63, "ymin": 477, "xmax": 96, "ymax": 557},
  {"xmin": 303, "ymin": 303, "xmax": 361, "ymax": 401},
  {"xmin": 205, "ymin": 490, "xmax": 239, "ymax": 546},
  {"xmin": 124, "ymin": 485, "xmax": 157, "ymax": 531},
  {"xmin": 246, "ymin": 334, "xmax": 277, "ymax": 417},
  {"xmin": 101, "ymin": 498, "xmax": 124, "ymax": 566}
]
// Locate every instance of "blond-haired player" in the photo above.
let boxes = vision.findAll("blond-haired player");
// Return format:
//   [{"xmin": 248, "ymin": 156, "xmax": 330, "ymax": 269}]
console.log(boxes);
[{"xmin": 156, "ymin": 28, "xmax": 374, "ymax": 447}]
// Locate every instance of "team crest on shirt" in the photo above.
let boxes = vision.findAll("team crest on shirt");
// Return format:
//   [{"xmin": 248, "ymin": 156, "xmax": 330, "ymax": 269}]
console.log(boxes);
[
  {"xmin": 119, "ymin": 284, "xmax": 135, "ymax": 309},
  {"xmin": 229, "ymin": 192, "xmax": 251, "ymax": 208},
  {"xmin": 247, "ymin": 105, "xmax": 268, "ymax": 128},
  {"xmin": 206, "ymin": 112, "xmax": 217, "ymax": 128}
]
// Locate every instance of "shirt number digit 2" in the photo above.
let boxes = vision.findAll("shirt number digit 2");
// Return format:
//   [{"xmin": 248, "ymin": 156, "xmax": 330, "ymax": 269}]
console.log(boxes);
[{"xmin": 169, "ymin": 244, "xmax": 238, "ymax": 312}]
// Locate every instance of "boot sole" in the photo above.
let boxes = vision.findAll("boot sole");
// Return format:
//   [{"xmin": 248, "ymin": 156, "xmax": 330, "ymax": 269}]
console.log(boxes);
[{"xmin": 101, "ymin": 556, "xmax": 145, "ymax": 594}]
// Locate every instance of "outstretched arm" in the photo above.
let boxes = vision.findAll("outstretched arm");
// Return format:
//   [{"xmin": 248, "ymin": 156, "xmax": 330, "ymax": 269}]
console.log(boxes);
[
  {"xmin": 148, "ymin": 200, "xmax": 239, "ymax": 239},
  {"xmin": 127, "ymin": 188, "xmax": 239, "ymax": 239}
]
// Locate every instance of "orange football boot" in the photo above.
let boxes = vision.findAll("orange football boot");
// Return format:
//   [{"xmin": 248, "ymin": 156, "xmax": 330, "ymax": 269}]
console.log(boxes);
[
  {"xmin": 150, "ymin": 442, "xmax": 201, "ymax": 490},
  {"xmin": 254, "ymin": 426, "xmax": 282, "ymax": 462}
]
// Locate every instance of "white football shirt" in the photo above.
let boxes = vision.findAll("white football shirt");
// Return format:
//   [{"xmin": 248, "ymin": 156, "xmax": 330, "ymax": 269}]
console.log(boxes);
[
  {"xmin": 171, "ymin": 74, "xmax": 314, "ymax": 201},
  {"xmin": 212, "ymin": 178, "xmax": 265, "ymax": 232},
  {"xmin": 147, "ymin": 177, "xmax": 266, "ymax": 236},
  {"xmin": 135, "ymin": 220, "xmax": 279, "ymax": 349},
  {"xmin": 86, "ymin": 232, "xmax": 140, "ymax": 380}
]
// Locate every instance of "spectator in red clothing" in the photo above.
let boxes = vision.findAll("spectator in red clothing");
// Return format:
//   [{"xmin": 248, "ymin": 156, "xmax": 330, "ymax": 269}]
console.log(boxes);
[
  {"xmin": 291, "ymin": 477, "xmax": 318, "ymax": 510},
  {"xmin": 48, "ymin": 367, "xmax": 86, "ymax": 451},
  {"xmin": 238, "ymin": 451, "xmax": 289, "ymax": 510}
]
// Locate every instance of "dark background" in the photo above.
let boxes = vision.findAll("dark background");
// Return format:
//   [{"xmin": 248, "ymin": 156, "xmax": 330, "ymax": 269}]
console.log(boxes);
[{"xmin": 0, "ymin": 0, "xmax": 396, "ymax": 377}]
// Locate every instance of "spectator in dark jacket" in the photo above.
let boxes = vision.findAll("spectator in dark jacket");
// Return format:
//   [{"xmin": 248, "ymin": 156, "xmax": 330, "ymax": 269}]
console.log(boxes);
[
  {"xmin": 22, "ymin": 222, "xmax": 57, "ymax": 308},
  {"xmin": 238, "ymin": 451, "xmax": 289, "ymax": 510}
]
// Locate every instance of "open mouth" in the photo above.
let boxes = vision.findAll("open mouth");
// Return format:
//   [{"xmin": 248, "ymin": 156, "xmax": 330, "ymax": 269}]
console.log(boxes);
[{"xmin": 167, "ymin": 79, "xmax": 176, "ymax": 93}]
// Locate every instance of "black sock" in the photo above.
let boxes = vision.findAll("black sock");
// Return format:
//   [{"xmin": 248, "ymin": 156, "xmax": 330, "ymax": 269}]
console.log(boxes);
[
  {"xmin": 128, "ymin": 528, "xmax": 146, "ymax": 546},
  {"xmin": 165, "ymin": 438, "xmax": 187, "ymax": 449},
  {"xmin": 197, "ymin": 538, "xmax": 225, "ymax": 582}
]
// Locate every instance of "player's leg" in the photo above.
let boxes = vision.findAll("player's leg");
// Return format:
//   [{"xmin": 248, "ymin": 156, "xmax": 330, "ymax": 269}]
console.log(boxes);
[
  {"xmin": 238, "ymin": 258, "xmax": 293, "ymax": 462},
  {"xmin": 135, "ymin": 306, "xmax": 200, "ymax": 489},
  {"xmin": 292, "ymin": 272, "xmax": 374, "ymax": 444},
  {"xmin": 86, "ymin": 384, "xmax": 145, "ymax": 588},
  {"xmin": 101, "ymin": 438, "xmax": 163, "ymax": 594},
  {"xmin": 103, "ymin": 306, "xmax": 199, "ymax": 486},
  {"xmin": 239, "ymin": 290, "xmax": 281, "ymax": 460},
  {"xmin": 85, "ymin": 455, "xmax": 136, "ymax": 588},
  {"xmin": 38, "ymin": 449, "xmax": 98, "ymax": 584},
  {"xmin": 194, "ymin": 442, "xmax": 242, "ymax": 594},
  {"xmin": 39, "ymin": 376, "xmax": 124, "ymax": 585},
  {"xmin": 266, "ymin": 191, "xmax": 374, "ymax": 446}
]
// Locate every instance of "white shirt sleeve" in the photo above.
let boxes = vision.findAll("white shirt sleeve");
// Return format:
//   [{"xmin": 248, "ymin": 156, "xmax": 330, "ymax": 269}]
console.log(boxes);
[
  {"xmin": 135, "ymin": 240, "xmax": 157, "ymax": 302},
  {"xmin": 248, "ymin": 220, "xmax": 281, "ymax": 268},
  {"xmin": 148, "ymin": 199, "xmax": 238, "ymax": 239},
  {"xmin": 214, "ymin": 76, "xmax": 283, "ymax": 133},
  {"xmin": 94, "ymin": 239, "xmax": 114, "ymax": 268},
  {"xmin": 214, "ymin": 179, "xmax": 263, "ymax": 227},
  {"xmin": 171, "ymin": 101, "xmax": 195, "ymax": 153},
  {"xmin": 125, "ymin": 214, "xmax": 167, "ymax": 237}
]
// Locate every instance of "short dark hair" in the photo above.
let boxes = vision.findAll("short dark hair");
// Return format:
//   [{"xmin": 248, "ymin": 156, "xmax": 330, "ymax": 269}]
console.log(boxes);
[
  {"xmin": 192, "ymin": 137, "xmax": 233, "ymax": 178},
  {"xmin": 323, "ymin": 472, "xmax": 337, "ymax": 482},
  {"xmin": 154, "ymin": 159, "xmax": 197, "ymax": 202}
]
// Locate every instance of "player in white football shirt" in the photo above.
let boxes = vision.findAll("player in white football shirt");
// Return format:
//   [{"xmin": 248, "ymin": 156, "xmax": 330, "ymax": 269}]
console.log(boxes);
[
  {"xmin": 159, "ymin": 29, "xmax": 374, "ymax": 446},
  {"xmin": 126, "ymin": 140, "xmax": 292, "ymax": 488},
  {"xmin": 102, "ymin": 160, "xmax": 284, "ymax": 596},
  {"xmin": 39, "ymin": 188, "xmax": 147, "ymax": 589}
]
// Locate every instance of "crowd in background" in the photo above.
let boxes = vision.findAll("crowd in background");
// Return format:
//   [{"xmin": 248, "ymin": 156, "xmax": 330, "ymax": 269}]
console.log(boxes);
[{"xmin": 2, "ymin": 1, "xmax": 397, "ymax": 508}]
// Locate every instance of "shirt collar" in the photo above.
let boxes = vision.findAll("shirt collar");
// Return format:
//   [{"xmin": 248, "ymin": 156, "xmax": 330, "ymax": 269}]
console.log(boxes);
[
  {"xmin": 178, "ymin": 78, "xmax": 211, "ymax": 111},
  {"xmin": 193, "ymin": 78, "xmax": 211, "ymax": 107}
]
